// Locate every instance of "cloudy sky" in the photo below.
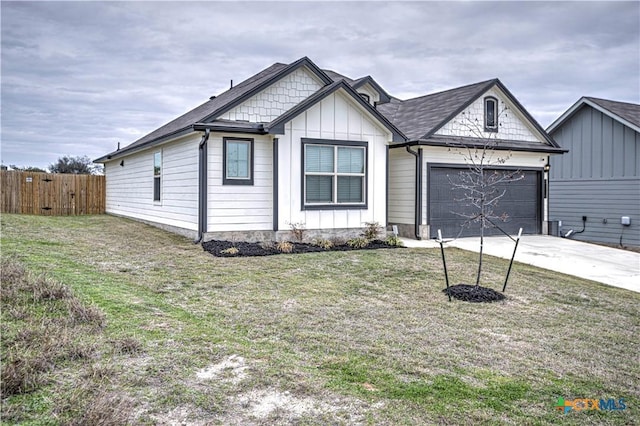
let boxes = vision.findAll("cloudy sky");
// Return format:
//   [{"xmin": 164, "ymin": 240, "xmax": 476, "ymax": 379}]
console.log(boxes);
[{"xmin": 2, "ymin": 1, "xmax": 639, "ymax": 170}]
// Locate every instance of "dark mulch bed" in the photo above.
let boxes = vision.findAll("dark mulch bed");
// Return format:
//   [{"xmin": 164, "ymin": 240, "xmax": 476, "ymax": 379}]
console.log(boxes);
[
  {"xmin": 202, "ymin": 239, "xmax": 402, "ymax": 257},
  {"xmin": 442, "ymin": 284, "xmax": 506, "ymax": 303}
]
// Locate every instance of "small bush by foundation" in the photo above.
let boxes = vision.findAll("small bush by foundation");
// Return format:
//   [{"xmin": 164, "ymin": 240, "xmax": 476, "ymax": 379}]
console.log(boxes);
[{"xmin": 203, "ymin": 238, "xmax": 403, "ymax": 257}]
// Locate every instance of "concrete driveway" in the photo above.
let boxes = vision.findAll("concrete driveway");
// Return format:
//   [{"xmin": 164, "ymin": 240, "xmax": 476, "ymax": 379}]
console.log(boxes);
[{"xmin": 401, "ymin": 235, "xmax": 640, "ymax": 293}]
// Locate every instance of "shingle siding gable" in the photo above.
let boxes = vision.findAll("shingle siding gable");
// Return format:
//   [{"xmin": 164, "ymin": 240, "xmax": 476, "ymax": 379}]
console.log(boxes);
[
  {"xmin": 435, "ymin": 87, "xmax": 540, "ymax": 143},
  {"xmin": 217, "ymin": 67, "xmax": 324, "ymax": 123}
]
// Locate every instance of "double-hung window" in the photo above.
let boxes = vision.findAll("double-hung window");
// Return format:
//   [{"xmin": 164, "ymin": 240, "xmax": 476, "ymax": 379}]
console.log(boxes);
[
  {"xmin": 153, "ymin": 151, "xmax": 161, "ymax": 201},
  {"xmin": 223, "ymin": 137, "xmax": 254, "ymax": 185},
  {"xmin": 303, "ymin": 139, "xmax": 367, "ymax": 209},
  {"xmin": 484, "ymin": 96, "xmax": 498, "ymax": 132}
]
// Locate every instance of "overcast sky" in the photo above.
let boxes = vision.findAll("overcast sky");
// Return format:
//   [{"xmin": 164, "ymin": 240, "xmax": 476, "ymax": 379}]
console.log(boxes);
[{"xmin": 2, "ymin": 1, "xmax": 639, "ymax": 170}]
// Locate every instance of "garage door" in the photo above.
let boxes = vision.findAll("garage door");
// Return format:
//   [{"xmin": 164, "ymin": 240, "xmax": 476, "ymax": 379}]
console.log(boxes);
[{"xmin": 428, "ymin": 166, "xmax": 541, "ymax": 238}]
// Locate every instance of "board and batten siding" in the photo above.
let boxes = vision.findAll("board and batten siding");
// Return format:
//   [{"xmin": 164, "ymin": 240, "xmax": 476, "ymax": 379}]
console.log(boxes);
[
  {"xmin": 549, "ymin": 105, "xmax": 640, "ymax": 246},
  {"xmin": 206, "ymin": 134, "xmax": 273, "ymax": 232},
  {"xmin": 277, "ymin": 91, "xmax": 390, "ymax": 231},
  {"xmin": 104, "ymin": 134, "xmax": 200, "ymax": 233}
]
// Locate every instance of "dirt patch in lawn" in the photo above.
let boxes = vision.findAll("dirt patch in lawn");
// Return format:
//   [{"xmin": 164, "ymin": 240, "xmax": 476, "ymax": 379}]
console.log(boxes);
[
  {"xmin": 202, "ymin": 239, "xmax": 402, "ymax": 257},
  {"xmin": 196, "ymin": 354, "xmax": 249, "ymax": 384}
]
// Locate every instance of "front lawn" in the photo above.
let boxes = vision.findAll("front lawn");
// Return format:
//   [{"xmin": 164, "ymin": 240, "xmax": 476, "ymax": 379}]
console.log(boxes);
[{"xmin": 1, "ymin": 214, "xmax": 638, "ymax": 425}]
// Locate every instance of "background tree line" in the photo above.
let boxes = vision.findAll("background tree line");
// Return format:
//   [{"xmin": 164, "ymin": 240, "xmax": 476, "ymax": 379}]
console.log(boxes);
[{"xmin": 1, "ymin": 155, "xmax": 103, "ymax": 175}]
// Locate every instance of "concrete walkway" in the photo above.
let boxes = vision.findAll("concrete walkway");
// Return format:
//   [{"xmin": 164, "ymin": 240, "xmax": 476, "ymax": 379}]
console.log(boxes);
[{"xmin": 401, "ymin": 235, "xmax": 640, "ymax": 293}]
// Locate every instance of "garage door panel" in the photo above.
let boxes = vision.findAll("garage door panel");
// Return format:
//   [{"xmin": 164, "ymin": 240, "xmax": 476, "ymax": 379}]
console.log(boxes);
[{"xmin": 429, "ymin": 167, "xmax": 541, "ymax": 239}]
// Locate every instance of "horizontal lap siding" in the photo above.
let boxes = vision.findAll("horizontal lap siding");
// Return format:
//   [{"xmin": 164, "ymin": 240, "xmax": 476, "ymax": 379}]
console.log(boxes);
[
  {"xmin": 105, "ymin": 135, "xmax": 199, "ymax": 231},
  {"xmin": 388, "ymin": 148, "xmax": 415, "ymax": 224},
  {"xmin": 549, "ymin": 178, "xmax": 640, "ymax": 246},
  {"xmin": 207, "ymin": 134, "xmax": 273, "ymax": 232}
]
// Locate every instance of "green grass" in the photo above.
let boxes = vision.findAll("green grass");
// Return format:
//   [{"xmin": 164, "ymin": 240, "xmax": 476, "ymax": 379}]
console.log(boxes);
[{"xmin": 1, "ymin": 214, "xmax": 638, "ymax": 425}]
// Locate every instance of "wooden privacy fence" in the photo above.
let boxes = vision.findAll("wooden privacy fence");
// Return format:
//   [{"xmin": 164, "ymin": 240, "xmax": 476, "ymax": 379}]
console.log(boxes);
[{"xmin": 1, "ymin": 171, "xmax": 105, "ymax": 215}]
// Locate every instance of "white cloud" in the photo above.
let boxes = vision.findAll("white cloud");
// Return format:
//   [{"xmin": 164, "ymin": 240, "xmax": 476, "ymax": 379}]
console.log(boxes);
[{"xmin": 1, "ymin": 1, "xmax": 638, "ymax": 168}]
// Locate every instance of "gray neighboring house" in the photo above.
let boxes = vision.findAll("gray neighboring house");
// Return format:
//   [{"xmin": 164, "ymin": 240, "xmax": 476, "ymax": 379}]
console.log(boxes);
[{"xmin": 547, "ymin": 97, "xmax": 640, "ymax": 247}]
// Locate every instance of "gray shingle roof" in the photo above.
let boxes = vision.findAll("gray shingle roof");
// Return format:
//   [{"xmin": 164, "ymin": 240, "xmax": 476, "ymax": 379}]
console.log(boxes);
[
  {"xmin": 97, "ymin": 56, "xmax": 560, "ymax": 162},
  {"xmin": 585, "ymin": 97, "xmax": 640, "ymax": 129},
  {"xmin": 377, "ymin": 80, "xmax": 495, "ymax": 140},
  {"xmin": 323, "ymin": 69, "xmax": 355, "ymax": 84},
  {"xmin": 323, "ymin": 71, "xmax": 391, "ymax": 103},
  {"xmin": 96, "ymin": 62, "xmax": 289, "ymax": 161}
]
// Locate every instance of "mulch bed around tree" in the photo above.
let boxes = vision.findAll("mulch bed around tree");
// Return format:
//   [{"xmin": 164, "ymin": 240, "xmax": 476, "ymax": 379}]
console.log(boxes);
[
  {"xmin": 202, "ymin": 239, "xmax": 403, "ymax": 257},
  {"xmin": 442, "ymin": 284, "xmax": 506, "ymax": 303}
]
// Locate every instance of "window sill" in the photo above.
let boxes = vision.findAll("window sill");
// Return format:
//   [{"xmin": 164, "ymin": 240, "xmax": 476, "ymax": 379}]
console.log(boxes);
[
  {"xmin": 303, "ymin": 203, "xmax": 368, "ymax": 211},
  {"xmin": 223, "ymin": 179, "xmax": 254, "ymax": 186}
]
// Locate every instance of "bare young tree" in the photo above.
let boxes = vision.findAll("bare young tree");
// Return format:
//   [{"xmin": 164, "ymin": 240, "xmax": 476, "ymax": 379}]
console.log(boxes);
[{"xmin": 447, "ymin": 103, "xmax": 524, "ymax": 288}]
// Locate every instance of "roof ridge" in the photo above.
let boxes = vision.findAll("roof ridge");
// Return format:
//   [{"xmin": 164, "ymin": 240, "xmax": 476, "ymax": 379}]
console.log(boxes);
[
  {"xmin": 585, "ymin": 96, "xmax": 640, "ymax": 107},
  {"xmin": 230, "ymin": 62, "xmax": 288, "ymax": 91},
  {"xmin": 399, "ymin": 78, "xmax": 497, "ymax": 103}
]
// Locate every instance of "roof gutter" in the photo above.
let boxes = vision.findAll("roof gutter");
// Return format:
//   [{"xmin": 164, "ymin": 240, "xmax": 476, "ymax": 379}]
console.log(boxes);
[
  {"xmin": 94, "ymin": 126, "xmax": 195, "ymax": 163},
  {"xmin": 405, "ymin": 146, "xmax": 423, "ymax": 240},
  {"xmin": 194, "ymin": 128, "xmax": 211, "ymax": 244},
  {"xmin": 193, "ymin": 122, "xmax": 267, "ymax": 134},
  {"xmin": 95, "ymin": 122, "xmax": 268, "ymax": 164},
  {"xmin": 390, "ymin": 139, "xmax": 568, "ymax": 154}
]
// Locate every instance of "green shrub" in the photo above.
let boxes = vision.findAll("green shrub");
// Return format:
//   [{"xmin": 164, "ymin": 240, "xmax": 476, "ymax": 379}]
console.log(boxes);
[
  {"xmin": 362, "ymin": 222, "xmax": 381, "ymax": 240},
  {"xmin": 312, "ymin": 238, "xmax": 334, "ymax": 250},
  {"xmin": 385, "ymin": 235, "xmax": 404, "ymax": 247},
  {"xmin": 347, "ymin": 237, "xmax": 370, "ymax": 249}
]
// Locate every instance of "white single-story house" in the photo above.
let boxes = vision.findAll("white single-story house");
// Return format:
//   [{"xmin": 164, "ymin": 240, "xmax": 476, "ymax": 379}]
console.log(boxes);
[{"xmin": 95, "ymin": 57, "xmax": 564, "ymax": 241}]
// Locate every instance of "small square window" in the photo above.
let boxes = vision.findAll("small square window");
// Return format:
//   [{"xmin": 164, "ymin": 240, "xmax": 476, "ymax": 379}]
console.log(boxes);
[{"xmin": 223, "ymin": 138, "xmax": 254, "ymax": 185}]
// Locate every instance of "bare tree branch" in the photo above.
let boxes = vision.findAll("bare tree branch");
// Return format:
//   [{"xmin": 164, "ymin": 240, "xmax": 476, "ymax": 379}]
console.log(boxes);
[{"xmin": 445, "ymin": 102, "xmax": 523, "ymax": 287}]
